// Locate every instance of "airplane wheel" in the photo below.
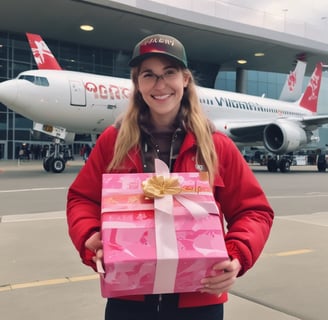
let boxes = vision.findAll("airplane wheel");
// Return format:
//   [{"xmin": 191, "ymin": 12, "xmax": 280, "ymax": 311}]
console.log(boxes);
[
  {"xmin": 279, "ymin": 159, "xmax": 291, "ymax": 173},
  {"xmin": 317, "ymin": 163, "xmax": 326, "ymax": 172},
  {"xmin": 267, "ymin": 159, "xmax": 278, "ymax": 172},
  {"xmin": 43, "ymin": 157, "xmax": 52, "ymax": 172},
  {"xmin": 317, "ymin": 155, "xmax": 327, "ymax": 172},
  {"xmin": 51, "ymin": 157, "xmax": 65, "ymax": 173}
]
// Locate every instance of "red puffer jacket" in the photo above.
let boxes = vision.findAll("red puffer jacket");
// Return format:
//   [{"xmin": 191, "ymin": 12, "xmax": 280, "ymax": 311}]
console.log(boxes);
[{"xmin": 67, "ymin": 125, "xmax": 273, "ymax": 307}]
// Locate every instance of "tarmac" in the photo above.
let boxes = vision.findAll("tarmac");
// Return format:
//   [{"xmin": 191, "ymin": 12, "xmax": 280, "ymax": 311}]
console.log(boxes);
[{"xmin": 0, "ymin": 160, "xmax": 310, "ymax": 319}]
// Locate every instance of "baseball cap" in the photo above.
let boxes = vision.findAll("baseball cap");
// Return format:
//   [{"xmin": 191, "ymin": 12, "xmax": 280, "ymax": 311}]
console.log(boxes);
[{"xmin": 129, "ymin": 34, "xmax": 188, "ymax": 68}]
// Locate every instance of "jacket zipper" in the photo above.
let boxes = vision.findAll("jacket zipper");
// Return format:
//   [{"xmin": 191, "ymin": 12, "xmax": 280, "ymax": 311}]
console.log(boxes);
[{"xmin": 157, "ymin": 294, "xmax": 162, "ymax": 312}]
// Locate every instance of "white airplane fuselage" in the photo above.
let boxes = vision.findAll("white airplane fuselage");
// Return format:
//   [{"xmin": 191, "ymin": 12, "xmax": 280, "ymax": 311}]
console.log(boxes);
[
  {"xmin": 0, "ymin": 70, "xmax": 131, "ymax": 133},
  {"xmin": 0, "ymin": 69, "xmax": 312, "ymax": 136}
]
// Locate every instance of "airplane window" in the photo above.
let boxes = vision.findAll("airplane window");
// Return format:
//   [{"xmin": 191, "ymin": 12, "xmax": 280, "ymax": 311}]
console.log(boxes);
[
  {"xmin": 36, "ymin": 76, "xmax": 49, "ymax": 86},
  {"xmin": 18, "ymin": 74, "xmax": 49, "ymax": 86},
  {"xmin": 19, "ymin": 74, "xmax": 35, "ymax": 82}
]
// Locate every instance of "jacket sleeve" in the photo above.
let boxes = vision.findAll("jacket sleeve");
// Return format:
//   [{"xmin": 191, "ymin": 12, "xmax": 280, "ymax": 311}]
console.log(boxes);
[
  {"xmin": 66, "ymin": 126, "xmax": 117, "ymax": 270},
  {"xmin": 213, "ymin": 132, "xmax": 274, "ymax": 276}
]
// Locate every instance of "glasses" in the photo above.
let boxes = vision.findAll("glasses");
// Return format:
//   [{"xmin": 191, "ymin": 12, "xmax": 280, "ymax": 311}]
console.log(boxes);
[{"xmin": 138, "ymin": 68, "xmax": 180, "ymax": 86}]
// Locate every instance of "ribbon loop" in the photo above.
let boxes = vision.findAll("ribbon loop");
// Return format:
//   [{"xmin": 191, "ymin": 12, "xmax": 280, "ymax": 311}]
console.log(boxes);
[{"xmin": 142, "ymin": 175, "xmax": 182, "ymax": 198}]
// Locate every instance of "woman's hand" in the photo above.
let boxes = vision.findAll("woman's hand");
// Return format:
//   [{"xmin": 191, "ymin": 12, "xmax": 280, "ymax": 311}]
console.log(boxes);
[
  {"xmin": 199, "ymin": 259, "xmax": 241, "ymax": 295},
  {"xmin": 85, "ymin": 231, "xmax": 104, "ymax": 273}
]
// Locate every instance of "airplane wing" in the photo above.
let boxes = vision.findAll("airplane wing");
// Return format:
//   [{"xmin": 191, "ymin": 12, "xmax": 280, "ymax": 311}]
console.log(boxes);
[
  {"xmin": 214, "ymin": 120, "xmax": 272, "ymax": 142},
  {"xmin": 215, "ymin": 115, "xmax": 328, "ymax": 144},
  {"xmin": 300, "ymin": 115, "xmax": 328, "ymax": 127}
]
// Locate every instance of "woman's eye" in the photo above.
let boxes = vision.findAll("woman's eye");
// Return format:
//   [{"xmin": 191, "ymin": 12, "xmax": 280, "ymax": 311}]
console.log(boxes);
[
  {"xmin": 164, "ymin": 69, "xmax": 178, "ymax": 79},
  {"xmin": 144, "ymin": 73, "xmax": 155, "ymax": 79},
  {"xmin": 166, "ymin": 69, "xmax": 175, "ymax": 75}
]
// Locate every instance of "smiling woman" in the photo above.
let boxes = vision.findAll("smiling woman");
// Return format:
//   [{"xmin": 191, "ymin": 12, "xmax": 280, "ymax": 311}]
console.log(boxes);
[{"xmin": 66, "ymin": 33, "xmax": 274, "ymax": 320}]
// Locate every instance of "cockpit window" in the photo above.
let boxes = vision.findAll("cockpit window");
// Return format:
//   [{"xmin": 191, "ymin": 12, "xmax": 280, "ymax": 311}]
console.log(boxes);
[{"xmin": 18, "ymin": 74, "xmax": 49, "ymax": 86}]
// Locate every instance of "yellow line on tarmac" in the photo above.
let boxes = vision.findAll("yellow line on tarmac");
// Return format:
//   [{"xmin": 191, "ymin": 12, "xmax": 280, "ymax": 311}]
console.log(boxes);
[
  {"xmin": 264, "ymin": 249, "xmax": 313, "ymax": 258},
  {"xmin": 0, "ymin": 250, "xmax": 314, "ymax": 293},
  {"xmin": 275, "ymin": 249, "xmax": 313, "ymax": 257},
  {"xmin": 0, "ymin": 274, "xmax": 99, "ymax": 292}
]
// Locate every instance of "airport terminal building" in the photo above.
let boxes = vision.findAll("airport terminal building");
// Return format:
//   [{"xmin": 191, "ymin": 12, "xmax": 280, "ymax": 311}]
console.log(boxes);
[{"xmin": 0, "ymin": 0, "xmax": 328, "ymax": 160}]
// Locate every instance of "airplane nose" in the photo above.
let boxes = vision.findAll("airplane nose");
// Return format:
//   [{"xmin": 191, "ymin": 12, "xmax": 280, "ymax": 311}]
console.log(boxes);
[{"xmin": 0, "ymin": 79, "xmax": 18, "ymax": 106}]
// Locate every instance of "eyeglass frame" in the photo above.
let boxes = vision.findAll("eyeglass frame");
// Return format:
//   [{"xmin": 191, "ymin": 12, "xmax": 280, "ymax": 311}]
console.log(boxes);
[{"xmin": 137, "ymin": 67, "xmax": 181, "ymax": 86}]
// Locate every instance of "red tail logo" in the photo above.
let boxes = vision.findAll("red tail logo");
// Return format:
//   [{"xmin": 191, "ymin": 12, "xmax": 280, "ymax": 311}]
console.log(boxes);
[
  {"xmin": 299, "ymin": 62, "xmax": 322, "ymax": 113},
  {"xmin": 26, "ymin": 33, "xmax": 62, "ymax": 70},
  {"xmin": 287, "ymin": 71, "xmax": 296, "ymax": 92}
]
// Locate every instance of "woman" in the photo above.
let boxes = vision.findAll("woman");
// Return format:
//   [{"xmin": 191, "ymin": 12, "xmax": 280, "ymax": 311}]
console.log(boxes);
[{"xmin": 67, "ymin": 34, "xmax": 274, "ymax": 320}]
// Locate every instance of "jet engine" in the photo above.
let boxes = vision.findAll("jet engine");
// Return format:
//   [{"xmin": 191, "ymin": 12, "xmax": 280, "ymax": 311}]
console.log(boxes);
[{"xmin": 263, "ymin": 120, "xmax": 309, "ymax": 154}]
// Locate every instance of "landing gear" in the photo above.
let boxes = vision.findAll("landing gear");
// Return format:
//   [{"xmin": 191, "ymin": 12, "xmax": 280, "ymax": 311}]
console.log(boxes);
[
  {"xmin": 279, "ymin": 158, "xmax": 291, "ymax": 173},
  {"xmin": 43, "ymin": 157, "xmax": 52, "ymax": 172},
  {"xmin": 43, "ymin": 156, "xmax": 65, "ymax": 173},
  {"xmin": 317, "ymin": 154, "xmax": 327, "ymax": 172},
  {"xmin": 42, "ymin": 138, "xmax": 68, "ymax": 173},
  {"xmin": 267, "ymin": 158, "xmax": 278, "ymax": 172},
  {"xmin": 267, "ymin": 156, "xmax": 292, "ymax": 173},
  {"xmin": 51, "ymin": 157, "xmax": 66, "ymax": 173}
]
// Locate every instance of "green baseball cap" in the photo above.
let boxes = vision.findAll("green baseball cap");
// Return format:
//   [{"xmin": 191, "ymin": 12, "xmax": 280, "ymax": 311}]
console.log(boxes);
[{"xmin": 129, "ymin": 34, "xmax": 188, "ymax": 68}]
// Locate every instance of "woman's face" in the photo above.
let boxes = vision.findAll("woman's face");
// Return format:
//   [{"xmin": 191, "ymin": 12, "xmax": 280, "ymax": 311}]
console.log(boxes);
[{"xmin": 137, "ymin": 56, "xmax": 190, "ymax": 125}]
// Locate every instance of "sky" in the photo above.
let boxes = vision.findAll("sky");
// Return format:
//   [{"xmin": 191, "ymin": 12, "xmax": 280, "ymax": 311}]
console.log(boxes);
[{"xmin": 226, "ymin": 0, "xmax": 328, "ymax": 26}]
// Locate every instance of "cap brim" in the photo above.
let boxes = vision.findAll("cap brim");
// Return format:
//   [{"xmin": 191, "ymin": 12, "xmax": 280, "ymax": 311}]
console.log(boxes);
[{"xmin": 129, "ymin": 52, "xmax": 187, "ymax": 68}]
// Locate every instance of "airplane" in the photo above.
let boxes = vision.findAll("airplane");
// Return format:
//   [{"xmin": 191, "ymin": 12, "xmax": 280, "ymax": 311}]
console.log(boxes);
[{"xmin": 0, "ymin": 33, "xmax": 327, "ymax": 173}]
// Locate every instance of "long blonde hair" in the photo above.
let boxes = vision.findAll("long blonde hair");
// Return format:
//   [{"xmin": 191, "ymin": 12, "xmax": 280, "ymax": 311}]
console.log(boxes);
[{"xmin": 108, "ymin": 65, "xmax": 218, "ymax": 185}]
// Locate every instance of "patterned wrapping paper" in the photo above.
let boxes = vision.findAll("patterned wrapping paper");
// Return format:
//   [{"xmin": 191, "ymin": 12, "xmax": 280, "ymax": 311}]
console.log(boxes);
[{"xmin": 100, "ymin": 160, "xmax": 228, "ymax": 298}]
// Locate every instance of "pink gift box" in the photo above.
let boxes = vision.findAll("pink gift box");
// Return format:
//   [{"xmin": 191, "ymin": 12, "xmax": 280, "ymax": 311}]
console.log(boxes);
[{"xmin": 100, "ymin": 161, "xmax": 228, "ymax": 298}]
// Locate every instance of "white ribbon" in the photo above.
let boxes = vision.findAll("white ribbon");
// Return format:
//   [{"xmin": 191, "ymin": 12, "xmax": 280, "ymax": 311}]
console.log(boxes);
[{"xmin": 152, "ymin": 159, "xmax": 179, "ymax": 293}]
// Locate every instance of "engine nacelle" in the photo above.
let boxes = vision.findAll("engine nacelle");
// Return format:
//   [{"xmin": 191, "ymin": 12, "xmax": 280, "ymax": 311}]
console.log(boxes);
[{"xmin": 263, "ymin": 120, "xmax": 309, "ymax": 154}]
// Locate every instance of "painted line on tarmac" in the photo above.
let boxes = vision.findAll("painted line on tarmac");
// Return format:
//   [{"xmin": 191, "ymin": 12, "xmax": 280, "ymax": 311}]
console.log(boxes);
[
  {"xmin": 1, "ymin": 211, "xmax": 66, "ymax": 223},
  {"xmin": 264, "ymin": 249, "xmax": 314, "ymax": 257},
  {"xmin": 267, "ymin": 193, "xmax": 328, "ymax": 199},
  {"xmin": 277, "ymin": 212, "xmax": 328, "ymax": 227},
  {"xmin": 275, "ymin": 249, "xmax": 313, "ymax": 256},
  {"xmin": 0, "ymin": 274, "xmax": 99, "ymax": 292},
  {"xmin": 0, "ymin": 249, "xmax": 312, "ymax": 293},
  {"xmin": 0, "ymin": 187, "xmax": 67, "ymax": 193}
]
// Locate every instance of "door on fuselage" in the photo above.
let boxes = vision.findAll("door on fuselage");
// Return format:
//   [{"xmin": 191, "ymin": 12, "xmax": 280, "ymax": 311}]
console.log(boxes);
[{"xmin": 69, "ymin": 80, "xmax": 86, "ymax": 106}]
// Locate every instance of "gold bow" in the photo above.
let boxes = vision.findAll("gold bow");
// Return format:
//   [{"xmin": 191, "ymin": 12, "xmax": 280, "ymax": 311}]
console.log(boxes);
[{"xmin": 142, "ymin": 175, "xmax": 182, "ymax": 199}]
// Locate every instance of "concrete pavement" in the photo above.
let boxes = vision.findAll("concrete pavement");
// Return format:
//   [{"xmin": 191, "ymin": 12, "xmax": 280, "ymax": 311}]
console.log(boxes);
[
  {"xmin": 0, "ymin": 213, "xmax": 300, "ymax": 320},
  {"xmin": 0, "ymin": 159, "xmax": 310, "ymax": 319}
]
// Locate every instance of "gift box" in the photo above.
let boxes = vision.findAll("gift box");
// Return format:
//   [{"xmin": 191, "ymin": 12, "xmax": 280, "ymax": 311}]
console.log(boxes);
[{"xmin": 100, "ymin": 159, "xmax": 228, "ymax": 298}]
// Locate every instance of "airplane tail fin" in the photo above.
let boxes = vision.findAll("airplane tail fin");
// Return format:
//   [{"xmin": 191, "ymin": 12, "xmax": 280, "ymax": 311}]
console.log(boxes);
[
  {"xmin": 26, "ymin": 33, "xmax": 62, "ymax": 70},
  {"xmin": 299, "ymin": 62, "xmax": 323, "ymax": 113},
  {"xmin": 279, "ymin": 60, "xmax": 306, "ymax": 102}
]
